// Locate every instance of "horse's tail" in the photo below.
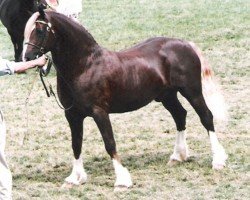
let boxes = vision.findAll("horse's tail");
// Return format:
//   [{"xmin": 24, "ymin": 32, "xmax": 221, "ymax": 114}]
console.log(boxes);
[{"xmin": 188, "ymin": 41, "xmax": 228, "ymax": 122}]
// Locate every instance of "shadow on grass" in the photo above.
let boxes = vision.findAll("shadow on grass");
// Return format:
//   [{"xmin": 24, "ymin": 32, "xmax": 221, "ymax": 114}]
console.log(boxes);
[{"xmin": 12, "ymin": 151, "xmax": 206, "ymax": 185}]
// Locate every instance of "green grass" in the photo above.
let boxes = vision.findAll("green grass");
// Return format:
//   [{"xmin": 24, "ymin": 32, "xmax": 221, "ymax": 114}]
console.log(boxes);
[{"xmin": 0, "ymin": 0, "xmax": 249, "ymax": 199}]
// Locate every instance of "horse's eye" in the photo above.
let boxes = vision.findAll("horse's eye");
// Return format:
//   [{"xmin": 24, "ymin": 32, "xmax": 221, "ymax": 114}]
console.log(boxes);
[{"xmin": 36, "ymin": 29, "xmax": 44, "ymax": 36}]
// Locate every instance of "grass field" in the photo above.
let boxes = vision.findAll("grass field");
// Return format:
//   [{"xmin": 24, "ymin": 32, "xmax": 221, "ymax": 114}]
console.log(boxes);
[{"xmin": 0, "ymin": 0, "xmax": 249, "ymax": 199}]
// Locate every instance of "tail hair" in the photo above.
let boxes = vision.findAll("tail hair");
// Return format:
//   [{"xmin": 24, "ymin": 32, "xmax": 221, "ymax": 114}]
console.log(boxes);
[{"xmin": 189, "ymin": 42, "xmax": 228, "ymax": 122}]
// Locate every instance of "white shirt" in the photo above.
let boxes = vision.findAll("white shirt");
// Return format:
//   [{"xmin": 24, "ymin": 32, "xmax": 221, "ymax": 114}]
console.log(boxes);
[
  {"xmin": 56, "ymin": 0, "xmax": 82, "ymax": 16},
  {"xmin": 0, "ymin": 57, "xmax": 15, "ymax": 76},
  {"xmin": 0, "ymin": 58, "xmax": 14, "ymax": 199}
]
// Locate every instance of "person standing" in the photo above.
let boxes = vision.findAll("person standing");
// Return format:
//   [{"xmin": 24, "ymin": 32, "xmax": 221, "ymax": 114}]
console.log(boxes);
[
  {"xmin": 0, "ymin": 55, "xmax": 47, "ymax": 200},
  {"xmin": 44, "ymin": 0, "xmax": 83, "ymax": 22}
]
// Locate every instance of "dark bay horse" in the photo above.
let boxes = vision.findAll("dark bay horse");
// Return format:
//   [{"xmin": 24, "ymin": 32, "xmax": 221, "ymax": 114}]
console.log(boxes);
[
  {"xmin": 23, "ymin": 10, "xmax": 228, "ymax": 189},
  {"xmin": 0, "ymin": 0, "xmax": 46, "ymax": 61}
]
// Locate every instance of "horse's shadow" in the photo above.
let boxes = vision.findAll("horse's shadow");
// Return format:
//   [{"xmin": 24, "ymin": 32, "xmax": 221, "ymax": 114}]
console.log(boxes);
[{"xmin": 12, "ymin": 151, "xmax": 200, "ymax": 185}]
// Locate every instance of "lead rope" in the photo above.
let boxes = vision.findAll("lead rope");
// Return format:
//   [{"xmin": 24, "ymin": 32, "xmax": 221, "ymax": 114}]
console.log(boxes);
[
  {"xmin": 21, "ymin": 70, "xmax": 40, "ymax": 145},
  {"xmin": 39, "ymin": 69, "xmax": 50, "ymax": 97},
  {"xmin": 39, "ymin": 67, "xmax": 73, "ymax": 111},
  {"xmin": 22, "ymin": 58, "xmax": 73, "ymax": 145},
  {"xmin": 48, "ymin": 84, "xmax": 73, "ymax": 111}
]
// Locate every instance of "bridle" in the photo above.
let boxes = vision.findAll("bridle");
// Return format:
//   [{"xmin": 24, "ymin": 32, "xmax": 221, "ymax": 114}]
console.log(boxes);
[
  {"xmin": 24, "ymin": 20, "xmax": 55, "ymax": 54},
  {"xmin": 24, "ymin": 19, "xmax": 73, "ymax": 111}
]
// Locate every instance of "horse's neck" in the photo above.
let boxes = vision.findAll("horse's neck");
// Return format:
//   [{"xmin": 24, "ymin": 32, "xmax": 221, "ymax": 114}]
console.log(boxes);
[
  {"xmin": 51, "ymin": 16, "xmax": 98, "ymax": 75},
  {"xmin": 58, "ymin": 19, "xmax": 96, "ymax": 51},
  {"xmin": 22, "ymin": 0, "xmax": 37, "ymax": 10}
]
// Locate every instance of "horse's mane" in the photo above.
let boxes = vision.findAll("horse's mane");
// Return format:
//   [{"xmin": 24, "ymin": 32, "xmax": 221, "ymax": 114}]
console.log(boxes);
[{"xmin": 24, "ymin": 12, "xmax": 40, "ymax": 40}]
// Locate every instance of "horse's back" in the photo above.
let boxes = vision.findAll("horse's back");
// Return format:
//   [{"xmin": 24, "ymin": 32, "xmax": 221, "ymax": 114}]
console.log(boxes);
[
  {"xmin": 120, "ymin": 37, "xmax": 169, "ymax": 55},
  {"xmin": 117, "ymin": 37, "xmax": 198, "ymax": 88},
  {"xmin": 118, "ymin": 37, "xmax": 202, "ymax": 94}
]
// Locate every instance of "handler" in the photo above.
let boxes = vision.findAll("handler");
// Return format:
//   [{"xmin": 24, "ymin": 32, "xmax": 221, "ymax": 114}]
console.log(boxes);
[
  {"xmin": 44, "ymin": 0, "xmax": 83, "ymax": 22},
  {"xmin": 0, "ymin": 55, "xmax": 47, "ymax": 200}
]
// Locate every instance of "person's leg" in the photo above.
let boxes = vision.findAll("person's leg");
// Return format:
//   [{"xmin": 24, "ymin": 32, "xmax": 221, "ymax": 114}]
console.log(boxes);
[{"xmin": 0, "ymin": 110, "xmax": 12, "ymax": 200}]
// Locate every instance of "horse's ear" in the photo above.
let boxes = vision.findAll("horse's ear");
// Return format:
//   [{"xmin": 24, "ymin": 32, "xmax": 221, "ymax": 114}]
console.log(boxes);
[{"xmin": 38, "ymin": 4, "xmax": 46, "ymax": 19}]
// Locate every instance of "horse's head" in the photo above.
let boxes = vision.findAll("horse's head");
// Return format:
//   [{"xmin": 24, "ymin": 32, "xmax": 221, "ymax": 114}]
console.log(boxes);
[{"xmin": 23, "ymin": 8, "xmax": 55, "ymax": 61}]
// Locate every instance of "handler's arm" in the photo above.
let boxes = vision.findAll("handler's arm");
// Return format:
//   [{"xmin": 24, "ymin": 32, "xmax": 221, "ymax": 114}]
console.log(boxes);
[
  {"xmin": 0, "ymin": 55, "xmax": 47, "ymax": 75},
  {"xmin": 11, "ymin": 55, "xmax": 47, "ymax": 74}
]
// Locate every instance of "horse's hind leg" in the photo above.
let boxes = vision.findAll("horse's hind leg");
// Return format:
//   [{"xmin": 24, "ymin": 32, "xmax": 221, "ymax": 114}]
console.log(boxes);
[
  {"xmin": 161, "ymin": 90, "xmax": 189, "ymax": 166},
  {"xmin": 62, "ymin": 109, "xmax": 87, "ymax": 188},
  {"xmin": 179, "ymin": 88, "xmax": 228, "ymax": 169}
]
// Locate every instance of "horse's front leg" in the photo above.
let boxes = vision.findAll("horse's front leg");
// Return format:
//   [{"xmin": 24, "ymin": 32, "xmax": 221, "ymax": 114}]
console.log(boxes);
[
  {"xmin": 8, "ymin": 31, "xmax": 22, "ymax": 61},
  {"xmin": 92, "ymin": 107, "xmax": 132, "ymax": 190},
  {"xmin": 62, "ymin": 109, "xmax": 87, "ymax": 188}
]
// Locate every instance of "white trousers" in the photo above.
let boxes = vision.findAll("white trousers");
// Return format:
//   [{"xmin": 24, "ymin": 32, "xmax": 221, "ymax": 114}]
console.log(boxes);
[{"xmin": 0, "ymin": 110, "xmax": 12, "ymax": 200}]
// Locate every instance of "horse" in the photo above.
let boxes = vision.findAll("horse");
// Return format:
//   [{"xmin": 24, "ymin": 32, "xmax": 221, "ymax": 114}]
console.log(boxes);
[
  {"xmin": 0, "ymin": 0, "xmax": 47, "ymax": 61},
  {"xmin": 23, "ymin": 9, "xmax": 228, "ymax": 189}
]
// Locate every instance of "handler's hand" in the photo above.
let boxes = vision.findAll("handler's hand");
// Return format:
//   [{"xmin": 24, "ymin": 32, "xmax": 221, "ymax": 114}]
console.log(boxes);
[
  {"xmin": 14, "ymin": 54, "xmax": 48, "ymax": 73},
  {"xmin": 34, "ymin": 55, "xmax": 47, "ymax": 67}
]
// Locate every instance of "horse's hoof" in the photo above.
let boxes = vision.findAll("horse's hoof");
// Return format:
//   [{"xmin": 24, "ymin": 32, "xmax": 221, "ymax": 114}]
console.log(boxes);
[
  {"xmin": 61, "ymin": 176, "xmax": 86, "ymax": 189},
  {"xmin": 114, "ymin": 186, "xmax": 130, "ymax": 192},
  {"xmin": 212, "ymin": 164, "xmax": 225, "ymax": 170},
  {"xmin": 167, "ymin": 159, "xmax": 181, "ymax": 167},
  {"xmin": 61, "ymin": 182, "xmax": 75, "ymax": 189},
  {"xmin": 113, "ymin": 164, "xmax": 133, "ymax": 189},
  {"xmin": 212, "ymin": 151, "xmax": 228, "ymax": 170}
]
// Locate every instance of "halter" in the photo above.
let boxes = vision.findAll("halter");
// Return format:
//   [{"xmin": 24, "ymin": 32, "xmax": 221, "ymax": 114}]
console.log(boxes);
[{"xmin": 24, "ymin": 20, "xmax": 55, "ymax": 54}]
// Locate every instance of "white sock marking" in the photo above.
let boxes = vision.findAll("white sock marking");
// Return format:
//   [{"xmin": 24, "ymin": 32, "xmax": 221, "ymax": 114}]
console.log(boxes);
[
  {"xmin": 64, "ymin": 157, "xmax": 87, "ymax": 185},
  {"xmin": 113, "ymin": 159, "xmax": 132, "ymax": 188},
  {"xmin": 209, "ymin": 131, "xmax": 228, "ymax": 168},
  {"xmin": 170, "ymin": 130, "xmax": 189, "ymax": 162}
]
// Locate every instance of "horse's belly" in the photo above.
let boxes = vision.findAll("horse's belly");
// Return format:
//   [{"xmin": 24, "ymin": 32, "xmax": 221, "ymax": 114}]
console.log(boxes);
[
  {"xmin": 109, "ymin": 98, "xmax": 153, "ymax": 113},
  {"xmin": 109, "ymin": 87, "xmax": 162, "ymax": 113},
  {"xmin": 108, "ymin": 68, "xmax": 166, "ymax": 113},
  {"xmin": 110, "ymin": 101, "xmax": 151, "ymax": 113}
]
